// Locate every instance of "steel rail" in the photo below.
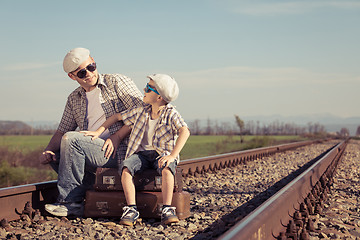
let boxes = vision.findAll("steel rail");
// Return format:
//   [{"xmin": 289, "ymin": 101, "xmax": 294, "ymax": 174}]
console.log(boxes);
[
  {"xmin": 179, "ymin": 139, "xmax": 321, "ymax": 177},
  {"xmin": 0, "ymin": 181, "xmax": 58, "ymax": 222},
  {"xmin": 218, "ymin": 139, "xmax": 347, "ymax": 240},
  {"xmin": 0, "ymin": 139, "xmax": 325, "ymax": 222}
]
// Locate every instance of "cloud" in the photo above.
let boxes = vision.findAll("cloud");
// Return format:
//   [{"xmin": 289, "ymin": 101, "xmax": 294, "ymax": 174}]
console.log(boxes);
[
  {"xmin": 2, "ymin": 61, "xmax": 61, "ymax": 71},
  {"xmin": 232, "ymin": 1, "xmax": 360, "ymax": 16}
]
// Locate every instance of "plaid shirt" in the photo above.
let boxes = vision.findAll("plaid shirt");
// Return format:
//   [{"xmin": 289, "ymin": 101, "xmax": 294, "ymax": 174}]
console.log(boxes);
[
  {"xmin": 57, "ymin": 73, "xmax": 143, "ymax": 161},
  {"xmin": 121, "ymin": 104, "xmax": 188, "ymax": 164}
]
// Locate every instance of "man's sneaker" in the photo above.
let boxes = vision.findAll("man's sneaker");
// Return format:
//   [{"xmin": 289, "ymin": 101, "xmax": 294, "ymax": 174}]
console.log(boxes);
[
  {"xmin": 119, "ymin": 206, "xmax": 139, "ymax": 226},
  {"xmin": 161, "ymin": 206, "xmax": 179, "ymax": 225},
  {"xmin": 45, "ymin": 202, "xmax": 84, "ymax": 217}
]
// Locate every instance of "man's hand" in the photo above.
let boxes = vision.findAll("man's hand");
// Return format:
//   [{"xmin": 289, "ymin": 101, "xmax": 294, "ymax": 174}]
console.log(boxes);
[
  {"xmin": 40, "ymin": 150, "xmax": 56, "ymax": 165},
  {"xmin": 102, "ymin": 125, "xmax": 131, "ymax": 159},
  {"xmin": 102, "ymin": 134, "xmax": 120, "ymax": 159},
  {"xmin": 80, "ymin": 130, "xmax": 101, "ymax": 140}
]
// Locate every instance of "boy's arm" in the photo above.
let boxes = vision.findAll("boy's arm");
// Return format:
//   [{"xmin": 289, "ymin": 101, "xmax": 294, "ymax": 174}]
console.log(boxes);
[
  {"xmin": 82, "ymin": 113, "xmax": 123, "ymax": 139},
  {"xmin": 158, "ymin": 126, "xmax": 190, "ymax": 168}
]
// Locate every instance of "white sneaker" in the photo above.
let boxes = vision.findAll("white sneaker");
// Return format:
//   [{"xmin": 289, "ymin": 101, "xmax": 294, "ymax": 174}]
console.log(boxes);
[
  {"xmin": 45, "ymin": 202, "xmax": 84, "ymax": 217},
  {"xmin": 119, "ymin": 206, "xmax": 140, "ymax": 226},
  {"xmin": 161, "ymin": 206, "xmax": 179, "ymax": 225}
]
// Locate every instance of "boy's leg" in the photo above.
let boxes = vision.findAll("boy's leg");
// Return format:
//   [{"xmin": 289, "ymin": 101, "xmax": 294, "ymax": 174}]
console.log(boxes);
[
  {"xmin": 121, "ymin": 167, "xmax": 136, "ymax": 205},
  {"xmin": 120, "ymin": 167, "xmax": 138, "ymax": 226},
  {"xmin": 158, "ymin": 161, "xmax": 179, "ymax": 224},
  {"xmin": 119, "ymin": 153, "xmax": 148, "ymax": 226},
  {"xmin": 161, "ymin": 168, "xmax": 175, "ymax": 205}
]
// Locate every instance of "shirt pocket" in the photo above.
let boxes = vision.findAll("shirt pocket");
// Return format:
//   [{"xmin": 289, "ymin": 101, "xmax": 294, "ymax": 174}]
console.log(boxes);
[{"xmin": 156, "ymin": 125, "xmax": 174, "ymax": 147}]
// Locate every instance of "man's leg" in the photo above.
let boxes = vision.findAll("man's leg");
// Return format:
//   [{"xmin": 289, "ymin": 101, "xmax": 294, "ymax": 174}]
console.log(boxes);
[
  {"xmin": 46, "ymin": 131, "xmax": 117, "ymax": 216},
  {"xmin": 57, "ymin": 131, "xmax": 117, "ymax": 202}
]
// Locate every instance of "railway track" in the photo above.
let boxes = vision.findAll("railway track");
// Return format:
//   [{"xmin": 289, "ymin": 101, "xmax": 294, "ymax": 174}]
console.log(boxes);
[
  {"xmin": 219, "ymin": 139, "xmax": 348, "ymax": 240},
  {"xmin": 0, "ymin": 138, "xmax": 347, "ymax": 239}
]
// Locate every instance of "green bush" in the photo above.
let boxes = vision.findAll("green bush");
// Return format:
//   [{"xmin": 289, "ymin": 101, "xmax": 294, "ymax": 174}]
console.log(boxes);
[{"xmin": 0, "ymin": 159, "xmax": 57, "ymax": 188}]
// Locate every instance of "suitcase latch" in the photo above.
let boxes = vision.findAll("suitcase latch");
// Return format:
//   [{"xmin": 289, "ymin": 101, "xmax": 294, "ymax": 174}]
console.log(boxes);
[
  {"xmin": 103, "ymin": 176, "xmax": 115, "ymax": 185},
  {"xmin": 96, "ymin": 202, "xmax": 109, "ymax": 215},
  {"xmin": 155, "ymin": 176, "xmax": 162, "ymax": 189}
]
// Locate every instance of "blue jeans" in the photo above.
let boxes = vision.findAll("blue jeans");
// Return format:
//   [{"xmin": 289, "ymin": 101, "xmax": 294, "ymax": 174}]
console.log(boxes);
[
  {"xmin": 50, "ymin": 131, "xmax": 118, "ymax": 203},
  {"xmin": 119, "ymin": 150, "xmax": 177, "ymax": 177}
]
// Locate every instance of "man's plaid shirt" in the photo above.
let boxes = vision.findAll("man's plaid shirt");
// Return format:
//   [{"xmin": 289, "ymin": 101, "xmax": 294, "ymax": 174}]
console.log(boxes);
[
  {"xmin": 57, "ymin": 73, "xmax": 143, "ymax": 161},
  {"xmin": 121, "ymin": 104, "xmax": 188, "ymax": 164}
]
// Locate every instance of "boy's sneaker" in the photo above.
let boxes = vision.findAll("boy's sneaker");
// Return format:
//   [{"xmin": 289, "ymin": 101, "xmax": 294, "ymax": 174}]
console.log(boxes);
[
  {"xmin": 161, "ymin": 206, "xmax": 179, "ymax": 225},
  {"xmin": 119, "ymin": 206, "xmax": 139, "ymax": 226},
  {"xmin": 45, "ymin": 202, "xmax": 84, "ymax": 217}
]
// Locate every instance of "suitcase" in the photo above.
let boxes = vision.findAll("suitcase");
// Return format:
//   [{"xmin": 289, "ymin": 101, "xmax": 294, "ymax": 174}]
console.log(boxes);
[
  {"xmin": 84, "ymin": 190, "xmax": 190, "ymax": 220},
  {"xmin": 93, "ymin": 167, "xmax": 183, "ymax": 192}
]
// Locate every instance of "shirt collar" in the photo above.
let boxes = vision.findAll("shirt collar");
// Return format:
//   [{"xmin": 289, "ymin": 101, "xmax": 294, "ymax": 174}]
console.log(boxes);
[
  {"xmin": 97, "ymin": 74, "xmax": 105, "ymax": 86},
  {"xmin": 144, "ymin": 104, "xmax": 175, "ymax": 120}
]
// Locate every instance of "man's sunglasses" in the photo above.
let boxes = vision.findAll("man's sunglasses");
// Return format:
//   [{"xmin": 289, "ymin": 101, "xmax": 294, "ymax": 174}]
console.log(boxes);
[
  {"xmin": 145, "ymin": 83, "xmax": 159, "ymax": 95},
  {"xmin": 73, "ymin": 62, "xmax": 97, "ymax": 79}
]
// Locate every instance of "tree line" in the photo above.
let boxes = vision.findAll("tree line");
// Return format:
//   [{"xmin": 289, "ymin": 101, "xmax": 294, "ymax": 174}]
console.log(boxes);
[
  {"xmin": 0, "ymin": 121, "xmax": 55, "ymax": 135},
  {"xmin": 189, "ymin": 115, "xmax": 350, "ymax": 137},
  {"xmin": 0, "ymin": 118, "xmax": 351, "ymax": 137}
]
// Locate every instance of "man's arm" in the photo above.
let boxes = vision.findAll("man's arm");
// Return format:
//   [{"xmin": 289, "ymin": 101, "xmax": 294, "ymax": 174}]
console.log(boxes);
[
  {"xmin": 115, "ymin": 74, "xmax": 143, "ymax": 109},
  {"xmin": 39, "ymin": 130, "xmax": 64, "ymax": 164},
  {"xmin": 102, "ymin": 125, "xmax": 131, "ymax": 159}
]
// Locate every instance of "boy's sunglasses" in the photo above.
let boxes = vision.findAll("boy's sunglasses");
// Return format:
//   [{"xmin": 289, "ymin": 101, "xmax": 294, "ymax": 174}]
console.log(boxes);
[
  {"xmin": 73, "ymin": 62, "xmax": 97, "ymax": 79},
  {"xmin": 145, "ymin": 83, "xmax": 159, "ymax": 95}
]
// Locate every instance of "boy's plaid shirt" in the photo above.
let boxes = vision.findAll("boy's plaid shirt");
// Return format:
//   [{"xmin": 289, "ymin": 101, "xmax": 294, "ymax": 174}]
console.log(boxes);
[
  {"xmin": 121, "ymin": 104, "xmax": 188, "ymax": 164},
  {"xmin": 57, "ymin": 73, "xmax": 143, "ymax": 161}
]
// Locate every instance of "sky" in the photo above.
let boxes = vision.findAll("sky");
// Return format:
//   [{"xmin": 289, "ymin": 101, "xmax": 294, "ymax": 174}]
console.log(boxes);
[{"xmin": 1, "ymin": 0, "xmax": 360, "ymax": 125}]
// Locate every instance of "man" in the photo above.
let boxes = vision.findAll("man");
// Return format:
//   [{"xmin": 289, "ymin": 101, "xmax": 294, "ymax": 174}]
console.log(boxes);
[{"xmin": 40, "ymin": 47, "xmax": 143, "ymax": 217}]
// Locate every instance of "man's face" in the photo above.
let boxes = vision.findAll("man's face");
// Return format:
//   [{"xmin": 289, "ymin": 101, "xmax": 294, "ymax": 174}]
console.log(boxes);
[{"xmin": 69, "ymin": 56, "xmax": 98, "ymax": 92}]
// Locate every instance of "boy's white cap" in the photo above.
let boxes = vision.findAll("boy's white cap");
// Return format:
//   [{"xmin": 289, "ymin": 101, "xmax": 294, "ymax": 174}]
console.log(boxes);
[
  {"xmin": 63, "ymin": 48, "xmax": 90, "ymax": 73},
  {"xmin": 147, "ymin": 74, "xmax": 179, "ymax": 103}
]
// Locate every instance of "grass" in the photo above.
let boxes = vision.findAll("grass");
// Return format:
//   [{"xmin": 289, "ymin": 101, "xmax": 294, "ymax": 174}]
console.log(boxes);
[
  {"xmin": 0, "ymin": 135, "xmax": 54, "ymax": 187},
  {"xmin": 0, "ymin": 134, "xmax": 308, "ymax": 187},
  {"xmin": 0, "ymin": 135, "xmax": 52, "ymax": 154},
  {"xmin": 0, "ymin": 135, "xmax": 306, "ymax": 157},
  {"xmin": 180, "ymin": 135, "xmax": 306, "ymax": 159}
]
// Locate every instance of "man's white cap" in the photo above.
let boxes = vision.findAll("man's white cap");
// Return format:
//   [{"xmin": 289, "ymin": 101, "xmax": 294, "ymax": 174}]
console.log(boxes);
[
  {"xmin": 147, "ymin": 74, "xmax": 179, "ymax": 103},
  {"xmin": 63, "ymin": 48, "xmax": 90, "ymax": 73}
]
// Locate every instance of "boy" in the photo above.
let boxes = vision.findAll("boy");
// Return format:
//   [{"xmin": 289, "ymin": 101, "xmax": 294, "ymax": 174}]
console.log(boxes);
[{"xmin": 82, "ymin": 74, "xmax": 190, "ymax": 226}]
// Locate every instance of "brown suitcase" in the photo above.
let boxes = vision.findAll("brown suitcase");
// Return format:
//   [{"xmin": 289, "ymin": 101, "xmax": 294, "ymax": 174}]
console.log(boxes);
[
  {"xmin": 84, "ymin": 190, "xmax": 190, "ymax": 220},
  {"xmin": 93, "ymin": 167, "xmax": 183, "ymax": 192}
]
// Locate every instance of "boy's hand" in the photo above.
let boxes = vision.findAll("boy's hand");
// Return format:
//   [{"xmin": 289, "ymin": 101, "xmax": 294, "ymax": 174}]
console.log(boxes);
[
  {"xmin": 158, "ymin": 154, "xmax": 176, "ymax": 168},
  {"xmin": 80, "ymin": 130, "xmax": 100, "ymax": 140}
]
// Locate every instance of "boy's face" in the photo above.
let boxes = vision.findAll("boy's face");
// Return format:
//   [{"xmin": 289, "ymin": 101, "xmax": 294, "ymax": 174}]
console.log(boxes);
[{"xmin": 143, "ymin": 79, "xmax": 160, "ymax": 104}]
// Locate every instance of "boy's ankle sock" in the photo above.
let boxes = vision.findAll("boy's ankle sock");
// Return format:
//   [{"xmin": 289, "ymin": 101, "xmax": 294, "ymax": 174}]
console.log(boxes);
[
  {"xmin": 128, "ymin": 205, "xmax": 137, "ymax": 210},
  {"xmin": 163, "ymin": 205, "xmax": 171, "ymax": 208}
]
